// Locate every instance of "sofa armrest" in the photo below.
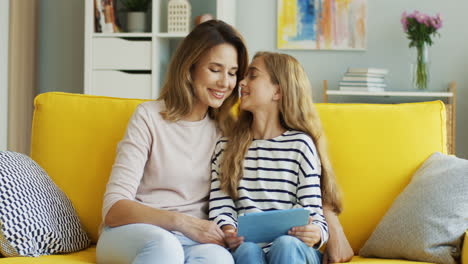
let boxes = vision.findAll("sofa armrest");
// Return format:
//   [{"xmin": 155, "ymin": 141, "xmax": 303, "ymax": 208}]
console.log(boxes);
[{"xmin": 463, "ymin": 231, "xmax": 468, "ymax": 264}]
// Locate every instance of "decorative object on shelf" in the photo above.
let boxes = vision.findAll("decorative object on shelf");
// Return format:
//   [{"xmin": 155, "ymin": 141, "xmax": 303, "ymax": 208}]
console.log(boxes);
[
  {"xmin": 168, "ymin": 0, "xmax": 191, "ymax": 33},
  {"xmin": 401, "ymin": 10, "xmax": 442, "ymax": 90},
  {"xmin": 195, "ymin": 13, "xmax": 214, "ymax": 26},
  {"xmin": 277, "ymin": 0, "xmax": 367, "ymax": 50},
  {"xmin": 121, "ymin": 0, "xmax": 151, "ymax": 32},
  {"xmin": 95, "ymin": 0, "xmax": 120, "ymax": 33}
]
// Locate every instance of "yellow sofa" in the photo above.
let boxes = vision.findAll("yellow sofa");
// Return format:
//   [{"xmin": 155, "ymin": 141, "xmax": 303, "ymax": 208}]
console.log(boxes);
[{"xmin": 1, "ymin": 92, "xmax": 466, "ymax": 263}]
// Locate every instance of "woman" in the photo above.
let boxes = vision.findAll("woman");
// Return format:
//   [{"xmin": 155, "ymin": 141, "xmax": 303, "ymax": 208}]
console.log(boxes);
[
  {"xmin": 208, "ymin": 52, "xmax": 351, "ymax": 264},
  {"xmin": 96, "ymin": 20, "xmax": 248, "ymax": 264}
]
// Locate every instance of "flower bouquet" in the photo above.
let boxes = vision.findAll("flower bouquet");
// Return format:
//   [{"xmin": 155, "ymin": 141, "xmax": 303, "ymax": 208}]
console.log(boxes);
[{"xmin": 401, "ymin": 11, "xmax": 442, "ymax": 89}]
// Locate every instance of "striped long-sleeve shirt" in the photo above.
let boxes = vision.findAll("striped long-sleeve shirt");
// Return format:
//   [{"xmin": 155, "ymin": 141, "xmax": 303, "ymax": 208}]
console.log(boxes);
[{"xmin": 209, "ymin": 130, "xmax": 329, "ymax": 249}]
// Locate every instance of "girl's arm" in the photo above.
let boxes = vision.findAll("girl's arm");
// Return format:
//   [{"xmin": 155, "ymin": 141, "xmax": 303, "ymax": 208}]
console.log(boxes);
[
  {"xmin": 208, "ymin": 140, "xmax": 242, "ymax": 249},
  {"xmin": 290, "ymin": 135, "xmax": 328, "ymax": 248},
  {"xmin": 322, "ymin": 204, "xmax": 354, "ymax": 263},
  {"xmin": 208, "ymin": 140, "xmax": 238, "ymax": 229}
]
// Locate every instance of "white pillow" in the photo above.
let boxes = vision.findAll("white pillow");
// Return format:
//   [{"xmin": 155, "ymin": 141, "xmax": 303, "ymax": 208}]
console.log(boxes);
[
  {"xmin": 359, "ymin": 152, "xmax": 468, "ymax": 264},
  {"xmin": 0, "ymin": 151, "xmax": 90, "ymax": 257}
]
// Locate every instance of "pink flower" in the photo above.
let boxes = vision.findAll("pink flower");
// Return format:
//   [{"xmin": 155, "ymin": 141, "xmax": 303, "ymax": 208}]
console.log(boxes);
[
  {"xmin": 401, "ymin": 10, "xmax": 442, "ymax": 48},
  {"xmin": 415, "ymin": 13, "xmax": 427, "ymax": 24},
  {"xmin": 401, "ymin": 11, "xmax": 408, "ymax": 31}
]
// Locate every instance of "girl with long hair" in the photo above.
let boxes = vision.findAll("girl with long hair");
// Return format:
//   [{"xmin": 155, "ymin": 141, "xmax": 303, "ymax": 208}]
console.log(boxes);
[{"xmin": 209, "ymin": 51, "xmax": 340, "ymax": 264}]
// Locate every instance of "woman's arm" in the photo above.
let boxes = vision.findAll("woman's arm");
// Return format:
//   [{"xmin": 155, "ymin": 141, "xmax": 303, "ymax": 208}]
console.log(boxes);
[
  {"xmin": 103, "ymin": 106, "xmax": 224, "ymax": 246},
  {"xmin": 105, "ymin": 199, "xmax": 225, "ymax": 246},
  {"xmin": 322, "ymin": 204, "xmax": 354, "ymax": 263}
]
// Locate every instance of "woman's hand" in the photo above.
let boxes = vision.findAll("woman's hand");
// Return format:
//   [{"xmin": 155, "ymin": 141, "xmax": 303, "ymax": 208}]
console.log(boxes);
[
  {"xmin": 322, "ymin": 230, "xmax": 354, "ymax": 264},
  {"xmin": 288, "ymin": 216, "xmax": 322, "ymax": 247},
  {"xmin": 180, "ymin": 216, "xmax": 225, "ymax": 246},
  {"xmin": 322, "ymin": 206, "xmax": 354, "ymax": 264},
  {"xmin": 222, "ymin": 225, "xmax": 244, "ymax": 250}
]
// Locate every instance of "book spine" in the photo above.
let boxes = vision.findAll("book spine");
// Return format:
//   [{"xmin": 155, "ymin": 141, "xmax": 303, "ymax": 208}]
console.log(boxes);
[
  {"xmin": 101, "ymin": 0, "xmax": 115, "ymax": 33},
  {"xmin": 339, "ymin": 86, "xmax": 385, "ymax": 92},
  {"xmin": 347, "ymin": 68, "xmax": 389, "ymax": 75},
  {"xmin": 342, "ymin": 76, "xmax": 385, "ymax": 82},
  {"xmin": 339, "ymin": 81, "xmax": 387, "ymax": 87},
  {"xmin": 344, "ymin": 72, "xmax": 386, "ymax": 78}
]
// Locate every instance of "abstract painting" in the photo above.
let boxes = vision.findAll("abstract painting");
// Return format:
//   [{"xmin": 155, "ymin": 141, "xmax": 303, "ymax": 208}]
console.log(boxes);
[{"xmin": 277, "ymin": 0, "xmax": 367, "ymax": 50}]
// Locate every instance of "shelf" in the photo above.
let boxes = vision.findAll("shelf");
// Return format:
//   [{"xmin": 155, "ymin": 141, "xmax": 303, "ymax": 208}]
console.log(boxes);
[
  {"xmin": 326, "ymin": 90, "xmax": 453, "ymax": 97},
  {"xmin": 93, "ymin": 33, "xmax": 152, "ymax": 38},
  {"xmin": 92, "ymin": 32, "xmax": 188, "ymax": 39},
  {"xmin": 155, "ymin": 32, "xmax": 188, "ymax": 38}
]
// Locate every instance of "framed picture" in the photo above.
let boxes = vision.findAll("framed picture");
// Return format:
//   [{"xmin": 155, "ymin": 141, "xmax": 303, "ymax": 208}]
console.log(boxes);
[{"xmin": 277, "ymin": 0, "xmax": 367, "ymax": 50}]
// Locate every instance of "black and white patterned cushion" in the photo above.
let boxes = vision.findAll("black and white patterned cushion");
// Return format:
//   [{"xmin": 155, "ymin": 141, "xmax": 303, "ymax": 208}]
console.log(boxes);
[{"xmin": 0, "ymin": 151, "xmax": 90, "ymax": 257}]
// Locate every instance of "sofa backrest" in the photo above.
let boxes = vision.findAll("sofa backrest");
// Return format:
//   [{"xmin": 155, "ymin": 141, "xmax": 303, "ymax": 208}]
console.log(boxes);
[
  {"xmin": 30, "ymin": 92, "xmax": 447, "ymax": 249},
  {"xmin": 31, "ymin": 92, "xmax": 148, "ymax": 243},
  {"xmin": 317, "ymin": 102, "xmax": 446, "ymax": 252}
]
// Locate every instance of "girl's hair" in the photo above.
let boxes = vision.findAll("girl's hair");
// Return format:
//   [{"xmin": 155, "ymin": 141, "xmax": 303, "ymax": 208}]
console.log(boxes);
[
  {"xmin": 158, "ymin": 20, "xmax": 249, "ymax": 134},
  {"xmin": 219, "ymin": 51, "xmax": 343, "ymax": 213}
]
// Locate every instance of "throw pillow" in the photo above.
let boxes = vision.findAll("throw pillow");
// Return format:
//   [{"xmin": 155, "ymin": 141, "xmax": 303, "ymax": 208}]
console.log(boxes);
[
  {"xmin": 359, "ymin": 152, "xmax": 468, "ymax": 264},
  {"xmin": 0, "ymin": 151, "xmax": 90, "ymax": 257}
]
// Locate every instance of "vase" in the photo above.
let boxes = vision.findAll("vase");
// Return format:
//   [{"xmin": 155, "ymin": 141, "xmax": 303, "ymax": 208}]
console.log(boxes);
[
  {"xmin": 411, "ymin": 43, "xmax": 430, "ymax": 90},
  {"xmin": 127, "ymin": 12, "xmax": 146, "ymax": 32}
]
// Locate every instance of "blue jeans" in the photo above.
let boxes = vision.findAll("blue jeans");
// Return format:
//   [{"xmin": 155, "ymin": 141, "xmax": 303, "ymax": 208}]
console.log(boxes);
[
  {"xmin": 96, "ymin": 223, "xmax": 234, "ymax": 264},
  {"xmin": 232, "ymin": 235, "xmax": 322, "ymax": 264}
]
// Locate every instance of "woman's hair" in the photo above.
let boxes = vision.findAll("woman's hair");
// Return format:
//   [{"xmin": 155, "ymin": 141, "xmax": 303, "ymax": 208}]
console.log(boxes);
[
  {"xmin": 219, "ymin": 51, "xmax": 343, "ymax": 213},
  {"xmin": 158, "ymin": 20, "xmax": 248, "ymax": 134}
]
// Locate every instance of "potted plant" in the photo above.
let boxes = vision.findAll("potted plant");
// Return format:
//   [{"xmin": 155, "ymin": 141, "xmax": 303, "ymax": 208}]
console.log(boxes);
[{"xmin": 121, "ymin": 0, "xmax": 151, "ymax": 32}]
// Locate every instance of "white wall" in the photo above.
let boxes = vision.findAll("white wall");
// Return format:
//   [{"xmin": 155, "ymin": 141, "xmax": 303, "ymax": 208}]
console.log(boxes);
[
  {"xmin": 38, "ymin": 0, "xmax": 84, "ymax": 94},
  {"xmin": 0, "ymin": 0, "xmax": 9, "ymax": 150},
  {"xmin": 236, "ymin": 0, "xmax": 468, "ymax": 158}
]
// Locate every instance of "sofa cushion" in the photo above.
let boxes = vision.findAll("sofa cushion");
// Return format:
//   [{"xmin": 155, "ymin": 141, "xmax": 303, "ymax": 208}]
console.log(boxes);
[
  {"xmin": 348, "ymin": 256, "xmax": 435, "ymax": 264},
  {"xmin": 0, "ymin": 151, "xmax": 90, "ymax": 257},
  {"xmin": 30, "ymin": 92, "xmax": 148, "ymax": 243},
  {"xmin": 359, "ymin": 152, "xmax": 468, "ymax": 264},
  {"xmin": 316, "ymin": 101, "xmax": 447, "ymax": 252}
]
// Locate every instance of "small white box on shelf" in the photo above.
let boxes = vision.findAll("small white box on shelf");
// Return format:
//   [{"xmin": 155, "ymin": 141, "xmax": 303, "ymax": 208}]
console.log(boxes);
[{"xmin": 167, "ymin": 0, "xmax": 191, "ymax": 33}]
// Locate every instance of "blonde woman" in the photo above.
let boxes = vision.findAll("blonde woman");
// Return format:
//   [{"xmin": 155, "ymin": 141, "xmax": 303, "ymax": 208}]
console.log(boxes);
[
  {"xmin": 96, "ymin": 20, "xmax": 248, "ymax": 264},
  {"xmin": 209, "ymin": 52, "xmax": 342, "ymax": 264}
]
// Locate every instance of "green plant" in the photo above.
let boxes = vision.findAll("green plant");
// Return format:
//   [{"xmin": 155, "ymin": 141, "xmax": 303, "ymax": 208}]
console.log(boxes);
[{"xmin": 121, "ymin": 0, "xmax": 151, "ymax": 12}]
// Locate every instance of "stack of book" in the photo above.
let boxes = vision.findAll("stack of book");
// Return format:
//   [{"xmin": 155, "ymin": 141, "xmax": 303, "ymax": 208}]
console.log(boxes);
[{"xmin": 339, "ymin": 68, "xmax": 389, "ymax": 92}]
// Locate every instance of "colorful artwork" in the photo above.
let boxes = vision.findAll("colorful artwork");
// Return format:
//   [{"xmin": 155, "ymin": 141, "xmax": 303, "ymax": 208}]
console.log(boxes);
[{"xmin": 277, "ymin": 0, "xmax": 367, "ymax": 50}]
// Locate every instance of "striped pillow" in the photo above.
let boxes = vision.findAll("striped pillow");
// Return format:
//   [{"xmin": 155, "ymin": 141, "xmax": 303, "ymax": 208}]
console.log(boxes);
[{"xmin": 0, "ymin": 151, "xmax": 90, "ymax": 257}]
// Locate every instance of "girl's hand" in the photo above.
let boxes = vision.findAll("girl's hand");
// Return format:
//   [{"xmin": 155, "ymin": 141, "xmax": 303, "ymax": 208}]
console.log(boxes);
[
  {"xmin": 222, "ymin": 225, "xmax": 244, "ymax": 250},
  {"xmin": 181, "ymin": 217, "xmax": 225, "ymax": 246},
  {"xmin": 288, "ymin": 216, "xmax": 321, "ymax": 247}
]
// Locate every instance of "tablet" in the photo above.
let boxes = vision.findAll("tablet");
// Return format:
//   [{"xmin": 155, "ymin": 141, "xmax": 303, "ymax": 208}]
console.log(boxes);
[{"xmin": 237, "ymin": 208, "xmax": 309, "ymax": 243}]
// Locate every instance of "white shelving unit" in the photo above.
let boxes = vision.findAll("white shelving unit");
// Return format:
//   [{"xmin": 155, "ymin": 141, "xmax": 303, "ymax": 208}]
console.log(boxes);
[
  {"xmin": 84, "ymin": 0, "xmax": 236, "ymax": 99},
  {"xmin": 323, "ymin": 80, "xmax": 458, "ymax": 154}
]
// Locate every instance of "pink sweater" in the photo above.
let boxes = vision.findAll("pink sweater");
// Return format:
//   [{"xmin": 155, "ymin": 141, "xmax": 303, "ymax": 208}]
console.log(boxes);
[{"xmin": 102, "ymin": 100, "xmax": 221, "ymax": 222}]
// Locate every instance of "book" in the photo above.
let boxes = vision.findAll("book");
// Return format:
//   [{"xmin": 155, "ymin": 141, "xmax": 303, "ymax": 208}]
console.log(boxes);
[
  {"xmin": 339, "ymin": 86, "xmax": 385, "ymax": 92},
  {"xmin": 340, "ymin": 81, "xmax": 387, "ymax": 87},
  {"xmin": 342, "ymin": 76, "xmax": 385, "ymax": 83},
  {"xmin": 347, "ymin": 68, "xmax": 389, "ymax": 75},
  {"xmin": 237, "ymin": 208, "xmax": 309, "ymax": 243},
  {"xmin": 95, "ymin": 0, "xmax": 119, "ymax": 33},
  {"xmin": 344, "ymin": 72, "xmax": 386, "ymax": 78}
]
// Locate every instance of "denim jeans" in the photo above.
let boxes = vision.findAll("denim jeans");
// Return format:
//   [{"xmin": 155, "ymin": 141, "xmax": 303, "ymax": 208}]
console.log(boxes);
[
  {"xmin": 232, "ymin": 235, "xmax": 322, "ymax": 264},
  {"xmin": 96, "ymin": 223, "xmax": 234, "ymax": 264}
]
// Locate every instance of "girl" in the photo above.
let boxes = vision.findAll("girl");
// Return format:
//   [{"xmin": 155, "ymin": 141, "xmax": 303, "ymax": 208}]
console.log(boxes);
[
  {"xmin": 209, "ymin": 52, "xmax": 339, "ymax": 264},
  {"xmin": 96, "ymin": 20, "xmax": 248, "ymax": 264}
]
